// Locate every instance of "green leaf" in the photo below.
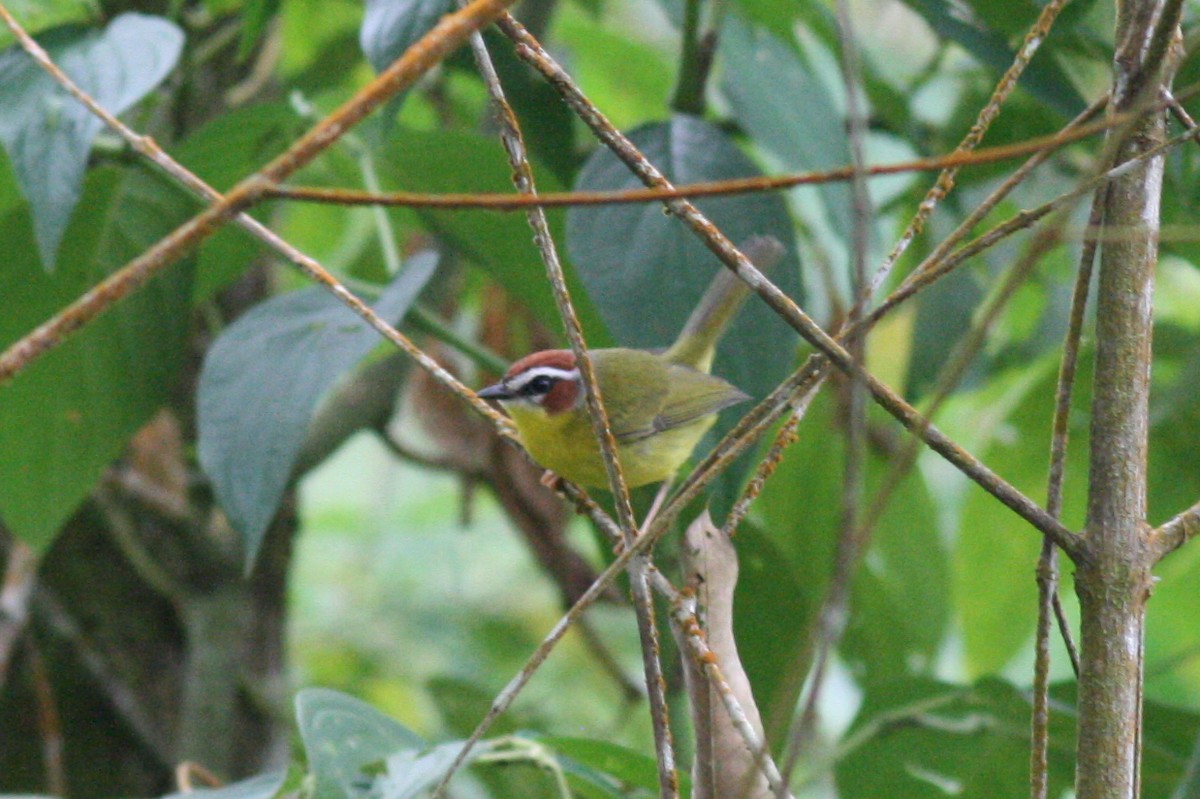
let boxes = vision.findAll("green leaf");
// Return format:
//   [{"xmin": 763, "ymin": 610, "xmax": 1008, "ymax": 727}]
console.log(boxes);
[
  {"xmin": 238, "ymin": 0, "xmax": 281, "ymax": 60},
  {"xmin": 950, "ymin": 356, "xmax": 1087, "ymax": 676},
  {"xmin": 837, "ymin": 677, "xmax": 1077, "ymax": 799},
  {"xmin": 379, "ymin": 128, "xmax": 609, "ymax": 343},
  {"xmin": 906, "ymin": 267, "xmax": 985, "ymax": 399},
  {"xmin": 173, "ymin": 102, "xmax": 301, "ymax": 301},
  {"xmin": 360, "ymin": 0, "xmax": 453, "ymax": 74},
  {"xmin": 197, "ymin": 254, "xmax": 438, "ymax": 570},
  {"xmin": 727, "ymin": 521, "xmax": 811, "ymax": 725},
  {"xmin": 160, "ymin": 770, "xmax": 287, "ymax": 799},
  {"xmin": 0, "ymin": 13, "xmax": 183, "ymax": 269},
  {"xmin": 541, "ymin": 735, "xmax": 677, "ymax": 796},
  {"xmin": 444, "ymin": 30, "xmax": 578, "ymax": 183},
  {"xmin": 719, "ymin": 14, "xmax": 857, "ymax": 256},
  {"xmin": 0, "ymin": 0, "xmax": 97, "ymax": 49},
  {"xmin": 295, "ymin": 688, "xmax": 424, "ymax": 799},
  {"xmin": 754, "ymin": 391, "xmax": 949, "ymax": 694},
  {"xmin": 0, "ymin": 166, "xmax": 193, "ymax": 550},
  {"xmin": 566, "ymin": 115, "xmax": 802, "ymax": 505}
]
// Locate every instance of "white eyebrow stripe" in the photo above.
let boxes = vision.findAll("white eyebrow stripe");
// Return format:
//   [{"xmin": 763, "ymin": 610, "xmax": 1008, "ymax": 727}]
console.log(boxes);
[{"xmin": 508, "ymin": 366, "xmax": 580, "ymax": 392}]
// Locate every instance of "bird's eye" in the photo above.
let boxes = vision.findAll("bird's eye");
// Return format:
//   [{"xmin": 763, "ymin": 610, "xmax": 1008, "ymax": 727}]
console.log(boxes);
[{"xmin": 523, "ymin": 374, "xmax": 555, "ymax": 395}]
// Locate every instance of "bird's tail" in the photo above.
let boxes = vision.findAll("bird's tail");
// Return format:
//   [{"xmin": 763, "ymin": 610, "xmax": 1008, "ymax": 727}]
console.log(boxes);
[{"xmin": 663, "ymin": 235, "xmax": 786, "ymax": 372}]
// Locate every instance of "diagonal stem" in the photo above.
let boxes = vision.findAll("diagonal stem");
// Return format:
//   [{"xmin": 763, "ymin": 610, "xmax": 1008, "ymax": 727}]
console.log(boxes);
[{"xmin": 461, "ymin": 21, "xmax": 678, "ymax": 799}]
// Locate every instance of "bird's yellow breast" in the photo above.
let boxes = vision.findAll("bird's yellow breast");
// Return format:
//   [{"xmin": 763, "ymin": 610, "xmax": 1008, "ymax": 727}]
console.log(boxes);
[{"xmin": 506, "ymin": 402, "xmax": 717, "ymax": 488}]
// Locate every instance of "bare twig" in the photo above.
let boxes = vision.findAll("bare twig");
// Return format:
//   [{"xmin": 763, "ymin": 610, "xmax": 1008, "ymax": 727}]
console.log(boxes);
[
  {"xmin": 1149, "ymin": 501, "xmax": 1200, "ymax": 561},
  {"xmin": 28, "ymin": 639, "xmax": 66, "ymax": 796},
  {"xmin": 461, "ymin": 22, "xmax": 678, "ymax": 799},
  {"xmin": 263, "ymin": 109, "xmax": 1155, "ymax": 211},
  {"xmin": 1031, "ymin": 185, "xmax": 1103, "ymax": 799}
]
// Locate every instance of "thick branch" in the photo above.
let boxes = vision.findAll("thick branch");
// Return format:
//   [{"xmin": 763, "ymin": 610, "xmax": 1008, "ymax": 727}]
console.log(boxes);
[{"xmin": 1074, "ymin": 1, "xmax": 1180, "ymax": 796}]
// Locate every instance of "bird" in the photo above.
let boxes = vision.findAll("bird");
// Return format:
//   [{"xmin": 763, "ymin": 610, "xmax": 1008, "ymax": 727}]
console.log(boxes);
[{"xmin": 476, "ymin": 236, "xmax": 785, "ymax": 489}]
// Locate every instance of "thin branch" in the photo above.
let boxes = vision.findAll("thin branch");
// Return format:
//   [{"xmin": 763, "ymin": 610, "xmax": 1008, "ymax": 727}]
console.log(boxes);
[
  {"xmin": 780, "ymin": 3, "xmax": 874, "ymax": 787},
  {"xmin": 262, "ymin": 107, "xmax": 1167, "ymax": 211},
  {"xmin": 868, "ymin": 118, "xmax": 1200, "ymax": 328},
  {"xmin": 1031, "ymin": 185, "xmax": 1103, "ymax": 799},
  {"xmin": 1149, "ymin": 501, "xmax": 1200, "ymax": 561},
  {"xmin": 463, "ymin": 22, "xmax": 678, "ymax": 799},
  {"xmin": 27, "ymin": 638, "xmax": 66, "ymax": 796}
]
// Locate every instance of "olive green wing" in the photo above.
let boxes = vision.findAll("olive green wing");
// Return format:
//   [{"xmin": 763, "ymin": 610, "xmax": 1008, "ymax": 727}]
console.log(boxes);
[
  {"xmin": 592, "ymin": 349, "xmax": 672, "ymax": 445},
  {"xmin": 621, "ymin": 363, "xmax": 749, "ymax": 444}
]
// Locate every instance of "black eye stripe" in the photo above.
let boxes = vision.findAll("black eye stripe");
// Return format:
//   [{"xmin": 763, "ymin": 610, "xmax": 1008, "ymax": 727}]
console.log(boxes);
[{"xmin": 521, "ymin": 374, "xmax": 556, "ymax": 395}]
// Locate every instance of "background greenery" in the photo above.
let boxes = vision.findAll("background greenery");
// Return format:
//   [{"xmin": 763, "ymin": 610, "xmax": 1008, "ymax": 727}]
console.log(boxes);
[{"xmin": 0, "ymin": 0, "xmax": 1199, "ymax": 796}]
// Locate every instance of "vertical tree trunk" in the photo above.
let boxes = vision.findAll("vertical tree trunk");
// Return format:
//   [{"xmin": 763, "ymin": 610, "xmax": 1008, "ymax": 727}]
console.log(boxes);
[{"xmin": 1075, "ymin": 1, "xmax": 1176, "ymax": 796}]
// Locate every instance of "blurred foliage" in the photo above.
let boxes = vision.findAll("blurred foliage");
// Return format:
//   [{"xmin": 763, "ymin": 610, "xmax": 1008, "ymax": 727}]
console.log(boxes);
[{"xmin": 1, "ymin": 0, "xmax": 1200, "ymax": 796}]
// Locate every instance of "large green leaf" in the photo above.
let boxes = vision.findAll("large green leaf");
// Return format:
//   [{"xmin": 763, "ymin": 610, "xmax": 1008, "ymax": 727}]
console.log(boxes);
[
  {"xmin": 0, "ymin": 13, "xmax": 183, "ymax": 268},
  {"xmin": 949, "ymin": 355, "xmax": 1087, "ymax": 677},
  {"xmin": 837, "ymin": 678, "xmax": 1077, "ymax": 799},
  {"xmin": 719, "ymin": 14, "xmax": 857, "ymax": 260},
  {"xmin": 754, "ymin": 391, "xmax": 949, "ymax": 697},
  {"xmin": 566, "ymin": 115, "xmax": 802, "ymax": 506},
  {"xmin": 295, "ymin": 688, "xmax": 424, "ymax": 799},
  {"xmin": 380, "ymin": 128, "xmax": 609, "ymax": 342},
  {"xmin": 0, "ymin": 166, "xmax": 193, "ymax": 550},
  {"xmin": 197, "ymin": 254, "xmax": 437, "ymax": 570}
]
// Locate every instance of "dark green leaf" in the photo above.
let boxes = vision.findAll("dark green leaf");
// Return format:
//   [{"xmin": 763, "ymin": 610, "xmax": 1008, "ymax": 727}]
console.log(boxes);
[
  {"xmin": 295, "ymin": 688, "xmax": 424, "ymax": 799},
  {"xmin": 541, "ymin": 735, "xmax": 675, "ymax": 795},
  {"xmin": 444, "ymin": 30, "xmax": 578, "ymax": 183},
  {"xmin": 238, "ymin": 0, "xmax": 281, "ymax": 60},
  {"xmin": 0, "ymin": 0, "xmax": 97, "ymax": 49},
  {"xmin": 0, "ymin": 13, "xmax": 183, "ymax": 268},
  {"xmin": 0, "ymin": 166, "xmax": 193, "ymax": 550},
  {"xmin": 360, "ymin": 0, "xmax": 453, "ymax": 73},
  {"xmin": 197, "ymin": 254, "xmax": 437, "ymax": 570},
  {"xmin": 379, "ymin": 128, "xmax": 609, "ymax": 342},
  {"xmin": 837, "ymin": 678, "xmax": 1076, "ymax": 799},
  {"xmin": 160, "ymin": 770, "xmax": 287, "ymax": 799},
  {"xmin": 906, "ymin": 267, "xmax": 985, "ymax": 399},
  {"xmin": 728, "ymin": 522, "xmax": 811, "ymax": 725},
  {"xmin": 173, "ymin": 102, "xmax": 301, "ymax": 301},
  {"xmin": 566, "ymin": 115, "xmax": 802, "ymax": 506}
]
